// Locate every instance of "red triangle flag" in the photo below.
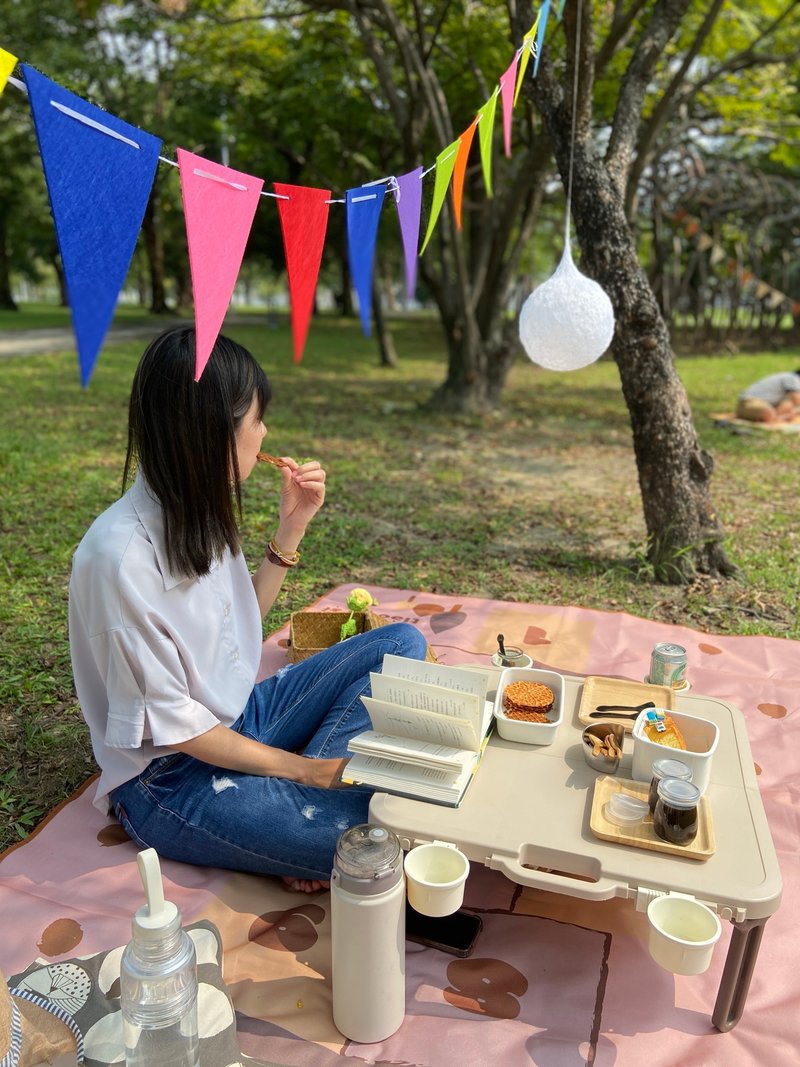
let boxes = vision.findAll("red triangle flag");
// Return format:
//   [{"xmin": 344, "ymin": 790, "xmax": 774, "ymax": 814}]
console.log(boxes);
[
  {"xmin": 451, "ymin": 117, "xmax": 479, "ymax": 230},
  {"xmin": 274, "ymin": 183, "xmax": 331, "ymax": 363},
  {"xmin": 177, "ymin": 149, "xmax": 264, "ymax": 380}
]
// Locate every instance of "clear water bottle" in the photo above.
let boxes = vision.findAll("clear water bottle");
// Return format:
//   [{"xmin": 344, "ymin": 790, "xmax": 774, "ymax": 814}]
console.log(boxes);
[
  {"xmin": 331, "ymin": 824, "xmax": 406, "ymax": 1043},
  {"xmin": 120, "ymin": 848, "xmax": 200, "ymax": 1067}
]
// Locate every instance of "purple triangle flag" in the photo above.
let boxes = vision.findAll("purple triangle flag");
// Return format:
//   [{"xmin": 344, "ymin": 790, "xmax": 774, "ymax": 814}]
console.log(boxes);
[
  {"xmin": 394, "ymin": 167, "xmax": 423, "ymax": 300},
  {"xmin": 346, "ymin": 184, "xmax": 386, "ymax": 337},
  {"xmin": 23, "ymin": 64, "xmax": 161, "ymax": 386}
]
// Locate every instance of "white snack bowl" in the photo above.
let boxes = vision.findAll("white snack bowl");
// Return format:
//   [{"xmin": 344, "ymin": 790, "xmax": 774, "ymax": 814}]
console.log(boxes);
[
  {"xmin": 493, "ymin": 667, "xmax": 564, "ymax": 745},
  {"xmin": 631, "ymin": 708, "xmax": 719, "ymax": 794}
]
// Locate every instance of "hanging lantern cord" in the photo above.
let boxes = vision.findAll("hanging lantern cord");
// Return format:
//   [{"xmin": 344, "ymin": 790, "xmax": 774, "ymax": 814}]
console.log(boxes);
[{"xmin": 564, "ymin": 0, "xmax": 583, "ymax": 246}]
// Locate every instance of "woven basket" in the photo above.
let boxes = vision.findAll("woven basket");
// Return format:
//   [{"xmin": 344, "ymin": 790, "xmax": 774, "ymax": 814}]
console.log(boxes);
[{"xmin": 287, "ymin": 609, "xmax": 437, "ymax": 663}]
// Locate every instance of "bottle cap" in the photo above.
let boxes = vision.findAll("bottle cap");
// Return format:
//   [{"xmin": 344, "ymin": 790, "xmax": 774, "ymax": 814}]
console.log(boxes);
[
  {"xmin": 651, "ymin": 758, "xmax": 692, "ymax": 782},
  {"xmin": 132, "ymin": 848, "xmax": 180, "ymax": 941},
  {"xmin": 333, "ymin": 824, "xmax": 403, "ymax": 895},
  {"xmin": 656, "ymin": 778, "xmax": 701, "ymax": 809}
]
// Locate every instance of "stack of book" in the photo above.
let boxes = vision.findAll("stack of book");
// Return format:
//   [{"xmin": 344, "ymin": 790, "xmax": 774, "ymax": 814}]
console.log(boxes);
[{"xmin": 342, "ymin": 655, "xmax": 493, "ymax": 806}]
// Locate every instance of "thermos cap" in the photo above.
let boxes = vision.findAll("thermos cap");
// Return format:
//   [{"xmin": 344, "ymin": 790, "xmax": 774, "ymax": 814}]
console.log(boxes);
[{"xmin": 333, "ymin": 824, "xmax": 403, "ymax": 895}]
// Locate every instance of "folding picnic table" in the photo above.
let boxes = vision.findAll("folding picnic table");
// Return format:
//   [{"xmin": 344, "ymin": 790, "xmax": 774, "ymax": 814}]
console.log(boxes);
[{"xmin": 370, "ymin": 670, "xmax": 782, "ymax": 1032}]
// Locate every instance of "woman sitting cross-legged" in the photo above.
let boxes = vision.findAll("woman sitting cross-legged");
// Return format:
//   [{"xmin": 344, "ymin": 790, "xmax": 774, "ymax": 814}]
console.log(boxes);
[{"xmin": 68, "ymin": 326, "xmax": 427, "ymax": 892}]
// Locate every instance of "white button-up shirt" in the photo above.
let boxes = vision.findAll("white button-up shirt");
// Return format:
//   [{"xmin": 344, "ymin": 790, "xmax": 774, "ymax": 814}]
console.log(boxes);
[{"xmin": 69, "ymin": 476, "xmax": 262, "ymax": 812}]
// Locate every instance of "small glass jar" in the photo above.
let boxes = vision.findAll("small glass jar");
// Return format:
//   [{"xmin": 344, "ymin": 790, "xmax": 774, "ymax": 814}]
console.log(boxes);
[
  {"xmin": 653, "ymin": 778, "xmax": 701, "ymax": 846},
  {"xmin": 648, "ymin": 757, "xmax": 692, "ymax": 813}
]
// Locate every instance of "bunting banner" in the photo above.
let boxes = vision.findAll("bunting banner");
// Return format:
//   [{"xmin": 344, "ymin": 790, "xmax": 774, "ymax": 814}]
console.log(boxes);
[
  {"xmin": 499, "ymin": 53, "xmax": 521, "ymax": 158},
  {"xmin": 476, "ymin": 92, "xmax": 499, "ymax": 199},
  {"xmin": 3, "ymin": 5, "xmax": 556, "ymax": 379},
  {"xmin": 452, "ymin": 119, "xmax": 479, "ymax": 230},
  {"xmin": 420, "ymin": 139, "xmax": 460, "ymax": 254},
  {"xmin": 346, "ymin": 184, "xmax": 386, "ymax": 337},
  {"xmin": 274, "ymin": 182, "xmax": 331, "ymax": 364},
  {"xmin": 177, "ymin": 149, "xmax": 264, "ymax": 380},
  {"xmin": 0, "ymin": 48, "xmax": 16, "ymax": 93},
  {"xmin": 22, "ymin": 64, "xmax": 161, "ymax": 387},
  {"xmin": 674, "ymin": 208, "xmax": 800, "ymax": 316},
  {"xmin": 394, "ymin": 167, "xmax": 423, "ymax": 298}
]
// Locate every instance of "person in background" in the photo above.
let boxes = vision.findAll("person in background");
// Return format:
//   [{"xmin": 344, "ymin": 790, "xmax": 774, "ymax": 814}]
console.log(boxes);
[
  {"xmin": 736, "ymin": 369, "xmax": 800, "ymax": 423},
  {"xmin": 69, "ymin": 326, "xmax": 427, "ymax": 891}
]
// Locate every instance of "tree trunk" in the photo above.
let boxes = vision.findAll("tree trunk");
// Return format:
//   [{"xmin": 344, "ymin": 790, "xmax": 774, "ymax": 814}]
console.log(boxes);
[
  {"xmin": 52, "ymin": 246, "xmax": 68, "ymax": 307},
  {"xmin": 0, "ymin": 213, "xmax": 17, "ymax": 310},
  {"xmin": 530, "ymin": 0, "xmax": 736, "ymax": 582},
  {"xmin": 142, "ymin": 185, "xmax": 171, "ymax": 315},
  {"xmin": 371, "ymin": 274, "xmax": 397, "ymax": 367}
]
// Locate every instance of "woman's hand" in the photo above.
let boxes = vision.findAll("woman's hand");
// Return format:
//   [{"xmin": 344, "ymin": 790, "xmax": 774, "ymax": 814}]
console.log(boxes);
[
  {"xmin": 300, "ymin": 756, "xmax": 351, "ymax": 790},
  {"xmin": 276, "ymin": 458, "xmax": 326, "ymax": 541}
]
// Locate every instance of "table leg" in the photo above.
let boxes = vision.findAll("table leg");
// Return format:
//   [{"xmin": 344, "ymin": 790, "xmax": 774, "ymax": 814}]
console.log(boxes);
[{"xmin": 712, "ymin": 917, "xmax": 768, "ymax": 1032}]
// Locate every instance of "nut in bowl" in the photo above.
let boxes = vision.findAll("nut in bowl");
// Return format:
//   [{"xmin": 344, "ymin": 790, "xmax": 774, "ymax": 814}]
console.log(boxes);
[
  {"xmin": 493, "ymin": 668, "xmax": 564, "ymax": 745},
  {"xmin": 582, "ymin": 723, "xmax": 625, "ymax": 774}
]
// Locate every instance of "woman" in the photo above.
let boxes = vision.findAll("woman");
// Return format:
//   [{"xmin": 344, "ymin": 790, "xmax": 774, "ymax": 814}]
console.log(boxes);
[{"xmin": 68, "ymin": 326, "xmax": 427, "ymax": 890}]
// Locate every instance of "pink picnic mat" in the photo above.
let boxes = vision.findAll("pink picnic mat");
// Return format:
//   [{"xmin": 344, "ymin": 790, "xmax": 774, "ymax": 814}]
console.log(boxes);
[{"xmin": 2, "ymin": 585, "xmax": 798, "ymax": 1066}]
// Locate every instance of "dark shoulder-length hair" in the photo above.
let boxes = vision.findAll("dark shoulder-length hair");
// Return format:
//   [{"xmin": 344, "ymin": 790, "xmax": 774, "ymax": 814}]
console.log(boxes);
[{"xmin": 123, "ymin": 326, "xmax": 271, "ymax": 579}]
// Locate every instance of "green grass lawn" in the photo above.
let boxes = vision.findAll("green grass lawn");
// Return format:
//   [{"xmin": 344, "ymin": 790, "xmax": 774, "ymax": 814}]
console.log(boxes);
[{"xmin": 1, "ymin": 309, "xmax": 798, "ymax": 849}]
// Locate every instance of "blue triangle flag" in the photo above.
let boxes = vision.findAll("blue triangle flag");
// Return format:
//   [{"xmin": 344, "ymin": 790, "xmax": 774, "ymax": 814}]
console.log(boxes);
[
  {"xmin": 346, "ymin": 184, "xmax": 386, "ymax": 337},
  {"xmin": 23, "ymin": 65, "xmax": 162, "ymax": 386}
]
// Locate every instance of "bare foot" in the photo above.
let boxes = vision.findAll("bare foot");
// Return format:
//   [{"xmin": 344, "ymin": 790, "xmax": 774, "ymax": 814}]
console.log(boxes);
[{"xmin": 281, "ymin": 875, "xmax": 330, "ymax": 893}]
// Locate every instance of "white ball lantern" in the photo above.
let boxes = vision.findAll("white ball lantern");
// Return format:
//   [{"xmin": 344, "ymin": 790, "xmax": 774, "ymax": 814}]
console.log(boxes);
[{"xmin": 519, "ymin": 241, "xmax": 615, "ymax": 371}]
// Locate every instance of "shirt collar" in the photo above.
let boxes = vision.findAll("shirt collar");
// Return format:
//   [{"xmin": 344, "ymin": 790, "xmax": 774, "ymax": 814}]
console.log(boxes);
[{"xmin": 129, "ymin": 474, "xmax": 191, "ymax": 591}]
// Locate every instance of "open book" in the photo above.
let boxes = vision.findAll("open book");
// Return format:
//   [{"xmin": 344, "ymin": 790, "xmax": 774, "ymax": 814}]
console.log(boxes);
[{"xmin": 342, "ymin": 654, "xmax": 493, "ymax": 806}]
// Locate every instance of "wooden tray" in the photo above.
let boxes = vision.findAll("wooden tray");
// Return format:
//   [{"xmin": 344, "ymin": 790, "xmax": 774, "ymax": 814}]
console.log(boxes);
[
  {"xmin": 590, "ymin": 776, "xmax": 715, "ymax": 861},
  {"xmin": 578, "ymin": 676, "xmax": 675, "ymax": 734}
]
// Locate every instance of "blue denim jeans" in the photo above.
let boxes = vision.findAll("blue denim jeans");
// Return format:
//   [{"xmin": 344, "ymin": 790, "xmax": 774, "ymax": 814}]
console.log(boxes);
[{"xmin": 111, "ymin": 623, "xmax": 427, "ymax": 880}]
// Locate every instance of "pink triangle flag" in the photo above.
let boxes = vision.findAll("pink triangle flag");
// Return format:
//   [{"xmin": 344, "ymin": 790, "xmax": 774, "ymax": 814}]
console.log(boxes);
[
  {"xmin": 274, "ymin": 182, "xmax": 331, "ymax": 364},
  {"xmin": 177, "ymin": 149, "xmax": 264, "ymax": 380},
  {"xmin": 499, "ymin": 52, "xmax": 521, "ymax": 158},
  {"xmin": 394, "ymin": 167, "xmax": 423, "ymax": 298}
]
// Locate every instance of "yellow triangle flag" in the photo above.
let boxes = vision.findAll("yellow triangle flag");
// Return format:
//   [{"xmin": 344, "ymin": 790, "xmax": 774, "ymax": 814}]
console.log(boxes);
[
  {"xmin": 476, "ymin": 91, "xmax": 499, "ymax": 199},
  {"xmin": 420, "ymin": 138, "xmax": 460, "ymax": 254},
  {"xmin": 514, "ymin": 18, "xmax": 540, "ymax": 106},
  {"xmin": 0, "ymin": 48, "xmax": 18, "ymax": 93}
]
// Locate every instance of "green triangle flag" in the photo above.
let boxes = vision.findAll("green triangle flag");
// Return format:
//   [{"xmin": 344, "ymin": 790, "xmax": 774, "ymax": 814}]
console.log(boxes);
[
  {"xmin": 476, "ymin": 92, "xmax": 499, "ymax": 199},
  {"xmin": 0, "ymin": 47, "xmax": 17, "ymax": 93},
  {"xmin": 420, "ymin": 138, "xmax": 460, "ymax": 253}
]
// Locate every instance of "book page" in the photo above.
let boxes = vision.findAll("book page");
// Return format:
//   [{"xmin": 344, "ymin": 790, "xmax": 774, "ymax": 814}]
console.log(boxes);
[
  {"xmin": 348, "ymin": 730, "xmax": 473, "ymax": 770},
  {"xmin": 381, "ymin": 655, "xmax": 488, "ymax": 700},
  {"xmin": 361, "ymin": 695, "xmax": 479, "ymax": 750},
  {"xmin": 344, "ymin": 753, "xmax": 473, "ymax": 802},
  {"xmin": 371, "ymin": 673, "xmax": 480, "ymax": 720}
]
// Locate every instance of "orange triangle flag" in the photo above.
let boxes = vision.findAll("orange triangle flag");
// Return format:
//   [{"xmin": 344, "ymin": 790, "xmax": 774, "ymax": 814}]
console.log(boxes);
[
  {"xmin": 451, "ymin": 117, "xmax": 479, "ymax": 230},
  {"xmin": 274, "ymin": 183, "xmax": 331, "ymax": 363}
]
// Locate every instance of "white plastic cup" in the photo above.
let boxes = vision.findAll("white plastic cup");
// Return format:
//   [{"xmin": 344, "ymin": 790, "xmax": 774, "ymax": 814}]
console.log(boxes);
[
  {"xmin": 404, "ymin": 842, "xmax": 470, "ymax": 917},
  {"xmin": 647, "ymin": 893, "xmax": 722, "ymax": 976}
]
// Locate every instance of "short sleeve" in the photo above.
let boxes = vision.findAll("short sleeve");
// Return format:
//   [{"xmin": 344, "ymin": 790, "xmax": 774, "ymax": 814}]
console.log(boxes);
[{"xmin": 89, "ymin": 626, "xmax": 219, "ymax": 749}]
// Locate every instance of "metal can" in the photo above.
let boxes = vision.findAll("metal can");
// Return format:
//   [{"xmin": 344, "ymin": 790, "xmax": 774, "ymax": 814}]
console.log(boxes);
[{"xmin": 649, "ymin": 643, "xmax": 688, "ymax": 690}]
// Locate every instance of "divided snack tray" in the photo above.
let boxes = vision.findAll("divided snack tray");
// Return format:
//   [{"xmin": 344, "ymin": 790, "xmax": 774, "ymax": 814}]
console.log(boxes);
[
  {"xmin": 590, "ymin": 775, "xmax": 715, "ymax": 860},
  {"xmin": 493, "ymin": 667, "xmax": 564, "ymax": 745},
  {"xmin": 578, "ymin": 676, "xmax": 675, "ymax": 734}
]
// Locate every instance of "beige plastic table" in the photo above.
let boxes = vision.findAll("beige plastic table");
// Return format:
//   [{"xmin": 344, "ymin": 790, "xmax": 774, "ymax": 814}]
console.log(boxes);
[{"xmin": 369, "ymin": 671, "xmax": 782, "ymax": 1032}]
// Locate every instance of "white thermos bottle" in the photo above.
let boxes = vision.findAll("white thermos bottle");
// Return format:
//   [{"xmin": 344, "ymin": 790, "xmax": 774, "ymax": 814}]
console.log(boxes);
[{"xmin": 331, "ymin": 823, "xmax": 406, "ymax": 1043}]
